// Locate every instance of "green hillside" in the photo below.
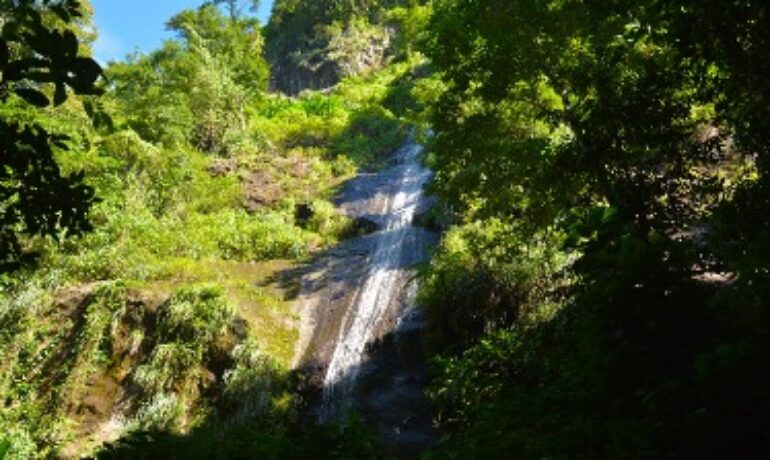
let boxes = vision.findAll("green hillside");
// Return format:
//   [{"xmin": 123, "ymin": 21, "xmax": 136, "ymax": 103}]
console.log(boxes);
[
  {"xmin": 2, "ymin": 0, "xmax": 770, "ymax": 458},
  {"xmin": 1, "ymin": 2, "xmax": 419, "ymax": 457}
]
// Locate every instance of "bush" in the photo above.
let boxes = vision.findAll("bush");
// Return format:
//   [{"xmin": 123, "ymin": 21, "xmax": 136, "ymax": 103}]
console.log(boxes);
[{"xmin": 420, "ymin": 220, "xmax": 572, "ymax": 353}]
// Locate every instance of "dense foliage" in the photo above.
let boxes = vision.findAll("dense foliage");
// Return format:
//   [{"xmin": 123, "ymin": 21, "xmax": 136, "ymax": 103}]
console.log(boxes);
[
  {"xmin": 0, "ymin": 0, "xmax": 104, "ymax": 271},
  {"xmin": 0, "ymin": 1, "xmax": 413, "ymax": 458},
  {"xmin": 419, "ymin": 0, "xmax": 770, "ymax": 458},
  {"xmin": 3, "ymin": 0, "xmax": 770, "ymax": 458}
]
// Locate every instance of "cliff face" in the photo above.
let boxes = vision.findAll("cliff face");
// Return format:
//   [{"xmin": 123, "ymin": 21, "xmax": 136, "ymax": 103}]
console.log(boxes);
[
  {"xmin": 268, "ymin": 22, "xmax": 392, "ymax": 95},
  {"xmin": 268, "ymin": 57, "xmax": 341, "ymax": 96},
  {"xmin": 265, "ymin": 2, "xmax": 395, "ymax": 95}
]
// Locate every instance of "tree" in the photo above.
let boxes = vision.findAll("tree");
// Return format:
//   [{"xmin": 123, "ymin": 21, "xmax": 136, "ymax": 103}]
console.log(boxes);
[
  {"xmin": 206, "ymin": 0, "xmax": 261, "ymax": 22},
  {"xmin": 0, "ymin": 0, "xmax": 104, "ymax": 271},
  {"xmin": 421, "ymin": 1, "xmax": 770, "ymax": 457},
  {"xmin": 167, "ymin": 3, "xmax": 269, "ymax": 93},
  {"xmin": 109, "ymin": 3, "xmax": 267, "ymax": 154}
]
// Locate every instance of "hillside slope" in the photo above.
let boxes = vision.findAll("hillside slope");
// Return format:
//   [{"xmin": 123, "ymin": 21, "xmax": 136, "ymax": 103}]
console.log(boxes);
[{"xmin": 0, "ymin": 3, "xmax": 424, "ymax": 457}]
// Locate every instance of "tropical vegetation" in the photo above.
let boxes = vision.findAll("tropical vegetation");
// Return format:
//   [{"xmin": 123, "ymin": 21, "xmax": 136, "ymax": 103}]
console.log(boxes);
[{"xmin": 1, "ymin": 0, "xmax": 769, "ymax": 458}]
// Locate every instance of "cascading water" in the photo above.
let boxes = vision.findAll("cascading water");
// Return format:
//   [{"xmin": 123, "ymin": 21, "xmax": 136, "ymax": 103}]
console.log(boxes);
[{"xmin": 321, "ymin": 141, "xmax": 432, "ymax": 419}]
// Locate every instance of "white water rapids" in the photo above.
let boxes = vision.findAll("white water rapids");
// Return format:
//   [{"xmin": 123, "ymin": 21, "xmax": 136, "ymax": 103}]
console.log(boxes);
[{"xmin": 322, "ymin": 141, "xmax": 432, "ymax": 416}]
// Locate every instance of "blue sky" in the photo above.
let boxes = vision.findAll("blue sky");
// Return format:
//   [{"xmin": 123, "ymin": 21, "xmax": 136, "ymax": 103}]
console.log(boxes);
[{"xmin": 92, "ymin": 0, "xmax": 274, "ymax": 63}]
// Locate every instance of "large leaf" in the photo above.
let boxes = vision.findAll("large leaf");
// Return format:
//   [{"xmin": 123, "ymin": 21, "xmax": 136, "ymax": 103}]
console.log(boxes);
[
  {"xmin": 14, "ymin": 87, "xmax": 50, "ymax": 107},
  {"xmin": 62, "ymin": 29, "xmax": 78, "ymax": 59},
  {"xmin": 2, "ymin": 58, "xmax": 51, "ymax": 81}
]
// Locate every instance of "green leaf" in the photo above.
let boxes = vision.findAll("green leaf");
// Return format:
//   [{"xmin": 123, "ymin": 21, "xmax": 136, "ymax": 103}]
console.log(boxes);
[{"xmin": 15, "ymin": 88, "xmax": 50, "ymax": 107}]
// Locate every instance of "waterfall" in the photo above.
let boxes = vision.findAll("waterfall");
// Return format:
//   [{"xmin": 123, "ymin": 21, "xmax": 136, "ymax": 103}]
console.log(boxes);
[{"xmin": 321, "ymin": 141, "xmax": 432, "ymax": 418}]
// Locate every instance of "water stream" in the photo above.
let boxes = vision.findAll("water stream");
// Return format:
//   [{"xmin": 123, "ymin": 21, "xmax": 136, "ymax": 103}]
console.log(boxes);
[{"xmin": 321, "ymin": 141, "xmax": 433, "ymax": 419}]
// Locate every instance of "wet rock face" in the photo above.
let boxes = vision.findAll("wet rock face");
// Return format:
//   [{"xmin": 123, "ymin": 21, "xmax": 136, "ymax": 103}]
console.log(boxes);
[
  {"xmin": 293, "ymin": 140, "xmax": 440, "ymax": 455},
  {"xmin": 355, "ymin": 310, "xmax": 438, "ymax": 458},
  {"xmin": 351, "ymin": 216, "xmax": 380, "ymax": 234},
  {"xmin": 337, "ymin": 216, "xmax": 381, "ymax": 240}
]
